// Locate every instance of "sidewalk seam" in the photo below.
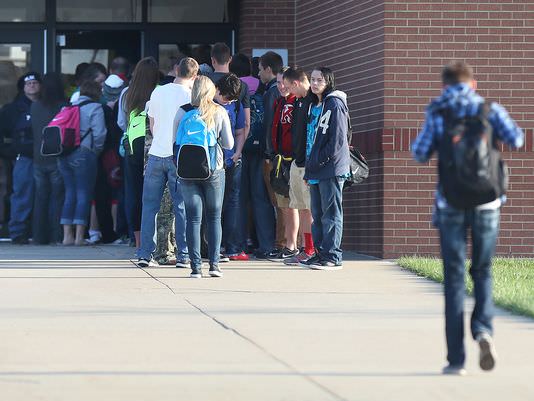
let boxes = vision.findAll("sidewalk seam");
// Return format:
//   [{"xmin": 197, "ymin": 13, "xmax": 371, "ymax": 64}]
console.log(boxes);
[{"xmin": 184, "ymin": 298, "xmax": 349, "ymax": 401}]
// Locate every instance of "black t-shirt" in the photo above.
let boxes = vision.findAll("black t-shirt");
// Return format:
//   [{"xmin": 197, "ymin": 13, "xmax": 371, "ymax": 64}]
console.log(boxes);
[
  {"xmin": 292, "ymin": 92, "xmax": 314, "ymax": 168},
  {"xmin": 207, "ymin": 71, "xmax": 250, "ymax": 109}
]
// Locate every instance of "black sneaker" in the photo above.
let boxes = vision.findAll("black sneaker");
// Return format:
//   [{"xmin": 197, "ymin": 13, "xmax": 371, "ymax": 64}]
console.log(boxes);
[
  {"xmin": 307, "ymin": 258, "xmax": 343, "ymax": 271},
  {"xmin": 268, "ymin": 247, "xmax": 299, "ymax": 262},
  {"xmin": 219, "ymin": 253, "xmax": 230, "ymax": 263},
  {"xmin": 476, "ymin": 332, "xmax": 497, "ymax": 371},
  {"xmin": 299, "ymin": 254, "xmax": 322, "ymax": 268},
  {"xmin": 11, "ymin": 236, "xmax": 29, "ymax": 245},
  {"xmin": 137, "ymin": 258, "xmax": 157, "ymax": 268},
  {"xmin": 209, "ymin": 265, "xmax": 223, "ymax": 278},
  {"xmin": 190, "ymin": 266, "xmax": 202, "ymax": 278}
]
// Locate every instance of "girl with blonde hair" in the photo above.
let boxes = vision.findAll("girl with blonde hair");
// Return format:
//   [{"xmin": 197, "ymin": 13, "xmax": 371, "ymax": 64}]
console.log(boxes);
[{"xmin": 175, "ymin": 76, "xmax": 234, "ymax": 278}]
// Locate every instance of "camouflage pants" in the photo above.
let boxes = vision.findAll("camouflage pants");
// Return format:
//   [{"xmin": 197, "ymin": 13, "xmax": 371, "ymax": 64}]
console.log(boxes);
[{"xmin": 153, "ymin": 187, "xmax": 176, "ymax": 265}]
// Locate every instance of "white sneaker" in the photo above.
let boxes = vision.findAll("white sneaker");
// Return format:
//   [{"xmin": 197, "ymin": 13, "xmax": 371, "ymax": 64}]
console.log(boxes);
[{"xmin": 476, "ymin": 332, "xmax": 497, "ymax": 371}]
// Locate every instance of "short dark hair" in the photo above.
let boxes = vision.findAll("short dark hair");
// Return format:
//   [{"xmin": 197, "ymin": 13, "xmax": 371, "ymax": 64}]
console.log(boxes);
[
  {"xmin": 259, "ymin": 51, "xmax": 283, "ymax": 75},
  {"xmin": 215, "ymin": 73, "xmax": 241, "ymax": 101},
  {"xmin": 176, "ymin": 57, "xmax": 199, "ymax": 79},
  {"xmin": 80, "ymin": 62, "xmax": 107, "ymax": 83},
  {"xmin": 211, "ymin": 42, "xmax": 231, "ymax": 65},
  {"xmin": 229, "ymin": 53, "xmax": 251, "ymax": 77},
  {"xmin": 79, "ymin": 80, "xmax": 102, "ymax": 101},
  {"xmin": 310, "ymin": 67, "xmax": 336, "ymax": 104},
  {"xmin": 40, "ymin": 72, "xmax": 66, "ymax": 108},
  {"xmin": 283, "ymin": 67, "xmax": 308, "ymax": 83},
  {"xmin": 110, "ymin": 56, "xmax": 130, "ymax": 75},
  {"xmin": 442, "ymin": 60, "xmax": 474, "ymax": 86}
]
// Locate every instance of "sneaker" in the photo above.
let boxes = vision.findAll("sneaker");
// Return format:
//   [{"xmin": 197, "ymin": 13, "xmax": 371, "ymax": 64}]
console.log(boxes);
[
  {"xmin": 268, "ymin": 247, "xmax": 299, "ymax": 262},
  {"xmin": 476, "ymin": 332, "xmax": 497, "ymax": 371},
  {"xmin": 137, "ymin": 258, "xmax": 158, "ymax": 268},
  {"xmin": 190, "ymin": 266, "xmax": 202, "ymax": 278},
  {"xmin": 219, "ymin": 253, "xmax": 230, "ymax": 263},
  {"xmin": 175, "ymin": 257, "xmax": 190, "ymax": 268},
  {"xmin": 284, "ymin": 250, "xmax": 313, "ymax": 266},
  {"xmin": 87, "ymin": 230, "xmax": 102, "ymax": 244},
  {"xmin": 301, "ymin": 255, "xmax": 342, "ymax": 270},
  {"xmin": 254, "ymin": 249, "xmax": 281, "ymax": 260},
  {"xmin": 209, "ymin": 265, "xmax": 223, "ymax": 278},
  {"xmin": 442, "ymin": 364, "xmax": 467, "ymax": 376},
  {"xmin": 299, "ymin": 254, "xmax": 322, "ymax": 267},
  {"xmin": 229, "ymin": 252, "xmax": 249, "ymax": 261},
  {"xmin": 11, "ymin": 236, "xmax": 29, "ymax": 245}
]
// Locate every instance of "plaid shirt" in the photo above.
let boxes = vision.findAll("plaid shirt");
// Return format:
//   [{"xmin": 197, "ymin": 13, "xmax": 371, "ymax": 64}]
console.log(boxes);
[{"xmin": 411, "ymin": 83, "xmax": 524, "ymax": 208}]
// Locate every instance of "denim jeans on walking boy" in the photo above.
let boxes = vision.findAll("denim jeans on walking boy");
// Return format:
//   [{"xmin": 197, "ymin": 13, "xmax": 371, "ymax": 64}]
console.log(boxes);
[
  {"xmin": 438, "ymin": 205, "xmax": 499, "ymax": 367},
  {"xmin": 181, "ymin": 169, "xmax": 225, "ymax": 269},
  {"xmin": 138, "ymin": 155, "xmax": 188, "ymax": 261}
]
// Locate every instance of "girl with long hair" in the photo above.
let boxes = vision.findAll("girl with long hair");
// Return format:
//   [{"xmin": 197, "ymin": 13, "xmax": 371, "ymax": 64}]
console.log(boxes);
[
  {"xmin": 175, "ymin": 76, "xmax": 234, "ymax": 278},
  {"xmin": 120, "ymin": 57, "xmax": 159, "ymax": 248}
]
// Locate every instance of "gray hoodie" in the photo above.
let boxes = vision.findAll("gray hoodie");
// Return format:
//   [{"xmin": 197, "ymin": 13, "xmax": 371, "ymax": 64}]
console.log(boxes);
[{"xmin": 73, "ymin": 95, "xmax": 107, "ymax": 154}]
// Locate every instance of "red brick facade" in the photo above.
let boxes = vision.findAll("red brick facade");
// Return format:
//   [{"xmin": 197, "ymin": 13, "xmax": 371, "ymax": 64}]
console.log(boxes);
[{"xmin": 239, "ymin": 0, "xmax": 534, "ymax": 258}]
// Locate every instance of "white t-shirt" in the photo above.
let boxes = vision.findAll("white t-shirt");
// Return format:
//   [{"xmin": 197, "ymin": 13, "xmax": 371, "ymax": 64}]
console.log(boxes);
[{"xmin": 147, "ymin": 83, "xmax": 191, "ymax": 157}]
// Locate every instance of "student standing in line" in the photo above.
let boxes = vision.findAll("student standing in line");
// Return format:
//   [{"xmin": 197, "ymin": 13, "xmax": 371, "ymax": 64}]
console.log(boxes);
[
  {"xmin": 175, "ymin": 76, "xmax": 234, "ymax": 278},
  {"xmin": 136, "ymin": 58, "xmax": 198, "ymax": 267},
  {"xmin": 300, "ymin": 67, "xmax": 350, "ymax": 270}
]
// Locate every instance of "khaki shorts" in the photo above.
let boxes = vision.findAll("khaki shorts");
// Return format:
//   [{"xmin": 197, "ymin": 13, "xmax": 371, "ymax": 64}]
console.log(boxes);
[
  {"xmin": 275, "ymin": 192, "xmax": 290, "ymax": 208},
  {"xmin": 289, "ymin": 161, "xmax": 311, "ymax": 210}
]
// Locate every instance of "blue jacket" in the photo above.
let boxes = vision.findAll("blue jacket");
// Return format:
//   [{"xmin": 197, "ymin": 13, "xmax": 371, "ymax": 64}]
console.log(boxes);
[{"xmin": 304, "ymin": 90, "xmax": 350, "ymax": 180}]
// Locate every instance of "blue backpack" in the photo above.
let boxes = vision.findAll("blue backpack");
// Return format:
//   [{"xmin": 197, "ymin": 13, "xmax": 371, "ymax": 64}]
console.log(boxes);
[{"xmin": 175, "ymin": 106, "xmax": 219, "ymax": 180}]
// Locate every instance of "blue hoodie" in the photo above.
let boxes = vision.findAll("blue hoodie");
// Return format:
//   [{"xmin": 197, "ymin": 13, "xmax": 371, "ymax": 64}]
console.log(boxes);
[{"xmin": 304, "ymin": 90, "xmax": 350, "ymax": 181}]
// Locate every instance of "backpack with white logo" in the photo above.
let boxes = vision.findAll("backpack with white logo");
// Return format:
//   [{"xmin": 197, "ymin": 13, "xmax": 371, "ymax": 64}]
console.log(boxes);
[
  {"xmin": 438, "ymin": 103, "xmax": 507, "ymax": 209},
  {"xmin": 175, "ymin": 105, "xmax": 219, "ymax": 180},
  {"xmin": 41, "ymin": 100, "xmax": 95, "ymax": 156}
]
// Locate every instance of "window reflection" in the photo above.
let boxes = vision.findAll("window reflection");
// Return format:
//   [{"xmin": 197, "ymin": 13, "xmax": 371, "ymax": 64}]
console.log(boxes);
[
  {"xmin": 57, "ymin": 0, "xmax": 141, "ymax": 22},
  {"xmin": 0, "ymin": 0, "xmax": 45, "ymax": 22},
  {"xmin": 149, "ymin": 0, "xmax": 228, "ymax": 22}
]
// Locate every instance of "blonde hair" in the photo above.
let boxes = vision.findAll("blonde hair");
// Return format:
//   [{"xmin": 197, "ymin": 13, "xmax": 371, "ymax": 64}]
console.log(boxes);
[{"xmin": 191, "ymin": 75, "xmax": 219, "ymax": 130}]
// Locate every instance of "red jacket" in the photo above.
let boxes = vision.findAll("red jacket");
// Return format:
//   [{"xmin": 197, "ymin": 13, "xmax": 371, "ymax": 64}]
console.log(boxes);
[{"xmin": 271, "ymin": 94, "xmax": 296, "ymax": 157}]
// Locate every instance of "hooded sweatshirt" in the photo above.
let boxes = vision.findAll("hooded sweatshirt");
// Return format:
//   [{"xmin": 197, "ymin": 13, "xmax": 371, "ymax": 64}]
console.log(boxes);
[{"xmin": 304, "ymin": 90, "xmax": 350, "ymax": 181}]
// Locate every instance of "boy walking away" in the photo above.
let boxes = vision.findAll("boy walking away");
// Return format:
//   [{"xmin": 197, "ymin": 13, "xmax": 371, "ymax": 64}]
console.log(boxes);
[
  {"xmin": 411, "ymin": 60, "xmax": 524, "ymax": 376},
  {"xmin": 137, "ymin": 58, "xmax": 199, "ymax": 268}
]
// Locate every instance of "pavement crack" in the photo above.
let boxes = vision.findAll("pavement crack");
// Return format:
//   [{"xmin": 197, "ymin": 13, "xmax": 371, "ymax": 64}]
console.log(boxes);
[
  {"xmin": 128, "ymin": 259, "xmax": 177, "ymax": 295},
  {"xmin": 184, "ymin": 298, "xmax": 349, "ymax": 401}
]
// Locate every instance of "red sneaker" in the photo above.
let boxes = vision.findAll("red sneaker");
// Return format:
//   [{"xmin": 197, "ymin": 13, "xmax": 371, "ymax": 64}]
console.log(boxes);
[{"xmin": 229, "ymin": 252, "xmax": 249, "ymax": 261}]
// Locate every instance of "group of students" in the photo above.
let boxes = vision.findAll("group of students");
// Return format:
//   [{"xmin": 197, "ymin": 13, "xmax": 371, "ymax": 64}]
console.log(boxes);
[
  {"xmin": 0, "ymin": 44, "xmax": 352, "ymax": 277},
  {"xmin": 129, "ymin": 44, "xmax": 351, "ymax": 277}
]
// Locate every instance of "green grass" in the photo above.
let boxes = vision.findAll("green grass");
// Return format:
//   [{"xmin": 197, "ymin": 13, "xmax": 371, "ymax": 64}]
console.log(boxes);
[{"xmin": 397, "ymin": 257, "xmax": 534, "ymax": 318}]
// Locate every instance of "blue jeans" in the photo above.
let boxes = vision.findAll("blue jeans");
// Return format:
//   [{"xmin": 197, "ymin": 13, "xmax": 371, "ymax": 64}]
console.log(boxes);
[
  {"xmin": 309, "ymin": 177, "xmax": 344, "ymax": 264},
  {"xmin": 438, "ymin": 205, "xmax": 499, "ymax": 367},
  {"xmin": 241, "ymin": 153, "xmax": 275, "ymax": 252},
  {"xmin": 223, "ymin": 161, "xmax": 243, "ymax": 254},
  {"xmin": 9, "ymin": 155, "xmax": 34, "ymax": 239},
  {"xmin": 181, "ymin": 169, "xmax": 225, "ymax": 268},
  {"xmin": 33, "ymin": 163, "xmax": 64, "ymax": 244},
  {"xmin": 138, "ymin": 155, "xmax": 187, "ymax": 260},
  {"xmin": 58, "ymin": 147, "xmax": 97, "ymax": 226}
]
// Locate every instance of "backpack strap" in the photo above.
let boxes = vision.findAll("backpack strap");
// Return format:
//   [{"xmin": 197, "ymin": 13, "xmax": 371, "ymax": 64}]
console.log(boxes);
[{"xmin": 180, "ymin": 103, "xmax": 195, "ymax": 113}]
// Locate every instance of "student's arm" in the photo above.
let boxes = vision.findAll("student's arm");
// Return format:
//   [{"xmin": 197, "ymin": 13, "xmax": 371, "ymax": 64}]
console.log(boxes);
[
  {"xmin": 411, "ymin": 106, "xmax": 439, "ymax": 163},
  {"xmin": 91, "ymin": 105, "xmax": 108, "ymax": 154},
  {"xmin": 231, "ymin": 102, "xmax": 246, "ymax": 162},
  {"xmin": 263, "ymin": 87, "xmax": 278, "ymax": 161},
  {"xmin": 218, "ymin": 108, "xmax": 235, "ymax": 150},
  {"xmin": 489, "ymin": 102, "xmax": 524, "ymax": 149},
  {"xmin": 116, "ymin": 87, "xmax": 128, "ymax": 132}
]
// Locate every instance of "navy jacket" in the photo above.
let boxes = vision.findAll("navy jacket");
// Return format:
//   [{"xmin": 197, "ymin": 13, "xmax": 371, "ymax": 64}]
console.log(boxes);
[
  {"xmin": 0, "ymin": 94, "xmax": 33, "ymax": 159},
  {"xmin": 304, "ymin": 90, "xmax": 350, "ymax": 180}
]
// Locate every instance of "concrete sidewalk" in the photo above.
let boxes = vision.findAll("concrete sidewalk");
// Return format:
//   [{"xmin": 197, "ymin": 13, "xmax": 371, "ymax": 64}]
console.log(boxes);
[{"xmin": 0, "ymin": 243, "xmax": 532, "ymax": 401}]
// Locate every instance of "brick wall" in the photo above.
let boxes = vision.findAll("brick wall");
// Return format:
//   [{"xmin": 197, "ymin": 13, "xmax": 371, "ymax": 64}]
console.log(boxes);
[
  {"xmin": 239, "ymin": 0, "xmax": 534, "ymax": 258},
  {"xmin": 238, "ymin": 0, "xmax": 296, "ymax": 65},
  {"xmin": 295, "ymin": 0, "xmax": 386, "ymax": 257},
  {"xmin": 383, "ymin": 0, "xmax": 534, "ymax": 258}
]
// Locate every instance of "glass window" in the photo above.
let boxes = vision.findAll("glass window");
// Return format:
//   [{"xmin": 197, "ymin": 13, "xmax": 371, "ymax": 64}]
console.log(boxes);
[
  {"xmin": 0, "ymin": 44, "xmax": 31, "ymax": 107},
  {"xmin": 0, "ymin": 0, "xmax": 45, "ymax": 22},
  {"xmin": 149, "ymin": 0, "xmax": 228, "ymax": 23},
  {"xmin": 57, "ymin": 0, "xmax": 141, "ymax": 22},
  {"xmin": 60, "ymin": 49, "xmax": 109, "ymax": 75},
  {"xmin": 158, "ymin": 44, "xmax": 213, "ymax": 75}
]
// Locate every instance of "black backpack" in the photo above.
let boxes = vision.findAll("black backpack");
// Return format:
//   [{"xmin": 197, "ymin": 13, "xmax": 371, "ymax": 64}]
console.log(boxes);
[{"xmin": 438, "ymin": 103, "xmax": 508, "ymax": 209}]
